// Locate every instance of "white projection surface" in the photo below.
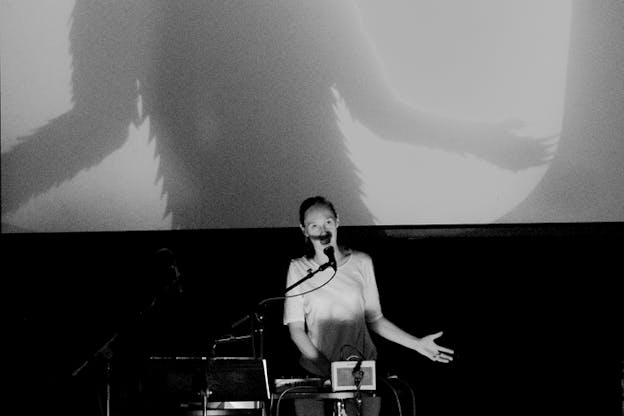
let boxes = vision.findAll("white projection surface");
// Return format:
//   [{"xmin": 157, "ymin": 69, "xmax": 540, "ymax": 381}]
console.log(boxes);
[
  {"xmin": 2, "ymin": 1, "xmax": 614, "ymax": 232},
  {"xmin": 342, "ymin": 1, "xmax": 568, "ymax": 224}
]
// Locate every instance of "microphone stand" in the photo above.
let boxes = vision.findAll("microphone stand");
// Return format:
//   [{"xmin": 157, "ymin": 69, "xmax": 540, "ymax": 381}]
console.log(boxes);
[
  {"xmin": 72, "ymin": 333, "xmax": 118, "ymax": 416},
  {"xmin": 210, "ymin": 260, "xmax": 335, "ymax": 416},
  {"xmin": 284, "ymin": 260, "xmax": 334, "ymax": 294},
  {"xmin": 221, "ymin": 259, "xmax": 334, "ymax": 360},
  {"xmin": 224, "ymin": 298, "xmax": 279, "ymax": 359},
  {"xmin": 352, "ymin": 360, "xmax": 364, "ymax": 416},
  {"xmin": 71, "ymin": 261, "xmax": 183, "ymax": 416},
  {"xmin": 272, "ymin": 259, "xmax": 336, "ymax": 354}
]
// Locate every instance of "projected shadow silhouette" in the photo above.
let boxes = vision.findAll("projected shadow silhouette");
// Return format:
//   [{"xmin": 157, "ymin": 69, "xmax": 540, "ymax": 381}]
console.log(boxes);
[{"xmin": 1, "ymin": 0, "xmax": 552, "ymax": 229}]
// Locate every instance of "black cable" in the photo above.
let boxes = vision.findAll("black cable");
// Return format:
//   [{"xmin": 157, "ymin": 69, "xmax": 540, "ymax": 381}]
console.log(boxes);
[
  {"xmin": 252, "ymin": 265, "xmax": 337, "ymax": 311},
  {"xmin": 227, "ymin": 265, "xmax": 337, "ymax": 334},
  {"xmin": 388, "ymin": 376, "xmax": 416, "ymax": 416},
  {"xmin": 284, "ymin": 267, "xmax": 338, "ymax": 298},
  {"xmin": 379, "ymin": 376, "xmax": 403, "ymax": 416},
  {"xmin": 339, "ymin": 344, "xmax": 365, "ymax": 362}
]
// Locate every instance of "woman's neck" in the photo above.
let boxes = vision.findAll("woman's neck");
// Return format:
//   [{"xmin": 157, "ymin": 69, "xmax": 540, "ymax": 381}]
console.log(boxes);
[{"xmin": 313, "ymin": 245, "xmax": 350, "ymax": 266}]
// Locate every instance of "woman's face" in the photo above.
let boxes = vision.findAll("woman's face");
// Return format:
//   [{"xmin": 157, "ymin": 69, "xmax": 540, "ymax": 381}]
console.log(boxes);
[{"xmin": 301, "ymin": 204, "xmax": 338, "ymax": 247}]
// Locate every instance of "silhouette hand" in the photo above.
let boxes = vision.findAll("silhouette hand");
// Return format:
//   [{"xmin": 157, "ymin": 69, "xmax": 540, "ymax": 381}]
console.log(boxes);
[{"xmin": 463, "ymin": 119, "xmax": 558, "ymax": 171}]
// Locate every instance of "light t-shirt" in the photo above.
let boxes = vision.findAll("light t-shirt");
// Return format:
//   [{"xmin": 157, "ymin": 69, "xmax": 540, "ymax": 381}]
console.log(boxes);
[{"xmin": 283, "ymin": 250, "xmax": 383, "ymax": 375}]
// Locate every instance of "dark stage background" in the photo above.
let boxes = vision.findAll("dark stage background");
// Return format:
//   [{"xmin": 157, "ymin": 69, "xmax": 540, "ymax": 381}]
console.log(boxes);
[{"xmin": 6, "ymin": 223, "xmax": 622, "ymax": 416}]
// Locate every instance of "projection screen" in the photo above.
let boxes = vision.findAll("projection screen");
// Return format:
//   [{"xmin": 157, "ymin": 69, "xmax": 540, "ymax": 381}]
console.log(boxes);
[{"xmin": 2, "ymin": 0, "xmax": 623, "ymax": 232}]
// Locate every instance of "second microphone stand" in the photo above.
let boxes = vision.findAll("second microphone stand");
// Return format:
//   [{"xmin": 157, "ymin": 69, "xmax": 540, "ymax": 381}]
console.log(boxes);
[
  {"xmin": 72, "ymin": 251, "xmax": 183, "ymax": 416},
  {"xmin": 222, "ymin": 253, "xmax": 336, "ymax": 360}
]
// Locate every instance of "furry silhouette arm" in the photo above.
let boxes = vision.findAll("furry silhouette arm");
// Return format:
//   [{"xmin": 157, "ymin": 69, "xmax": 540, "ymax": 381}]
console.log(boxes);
[
  {"xmin": 331, "ymin": 0, "xmax": 554, "ymax": 171},
  {"xmin": 1, "ymin": 2, "xmax": 144, "ymax": 214}
]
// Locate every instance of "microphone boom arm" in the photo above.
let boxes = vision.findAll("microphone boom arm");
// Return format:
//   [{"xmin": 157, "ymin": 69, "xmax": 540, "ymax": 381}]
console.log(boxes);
[{"xmin": 284, "ymin": 261, "xmax": 333, "ymax": 294}]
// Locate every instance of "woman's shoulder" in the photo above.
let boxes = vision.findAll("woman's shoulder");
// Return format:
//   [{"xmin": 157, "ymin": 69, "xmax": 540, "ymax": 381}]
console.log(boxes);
[
  {"xmin": 342, "ymin": 248, "xmax": 372, "ymax": 263},
  {"xmin": 290, "ymin": 255, "xmax": 315, "ymax": 269},
  {"xmin": 289, "ymin": 248, "xmax": 372, "ymax": 266}
]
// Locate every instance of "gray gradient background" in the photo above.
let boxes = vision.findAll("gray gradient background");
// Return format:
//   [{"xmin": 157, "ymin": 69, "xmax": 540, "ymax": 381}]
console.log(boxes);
[{"xmin": 1, "ymin": 0, "xmax": 622, "ymax": 232}]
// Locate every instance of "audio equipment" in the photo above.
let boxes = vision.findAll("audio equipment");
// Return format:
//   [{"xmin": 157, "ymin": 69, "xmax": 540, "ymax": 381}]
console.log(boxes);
[
  {"xmin": 146, "ymin": 357, "xmax": 270, "ymax": 401},
  {"xmin": 330, "ymin": 360, "xmax": 376, "ymax": 391}
]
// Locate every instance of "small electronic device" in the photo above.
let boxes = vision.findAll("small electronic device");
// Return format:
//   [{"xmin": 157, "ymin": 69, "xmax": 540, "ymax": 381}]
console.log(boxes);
[{"xmin": 330, "ymin": 360, "xmax": 376, "ymax": 391}]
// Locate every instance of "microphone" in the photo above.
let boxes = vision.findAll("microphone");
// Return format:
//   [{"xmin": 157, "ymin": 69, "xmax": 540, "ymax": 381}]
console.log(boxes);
[
  {"xmin": 323, "ymin": 246, "xmax": 336, "ymax": 270},
  {"xmin": 231, "ymin": 313, "xmax": 252, "ymax": 329},
  {"xmin": 155, "ymin": 247, "xmax": 175, "ymax": 266},
  {"xmin": 155, "ymin": 248, "xmax": 183, "ymax": 293}
]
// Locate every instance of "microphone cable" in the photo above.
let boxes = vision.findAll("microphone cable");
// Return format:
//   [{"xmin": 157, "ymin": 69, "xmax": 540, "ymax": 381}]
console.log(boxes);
[
  {"xmin": 379, "ymin": 376, "xmax": 403, "ymax": 416},
  {"xmin": 387, "ymin": 375, "xmax": 416, "ymax": 416}
]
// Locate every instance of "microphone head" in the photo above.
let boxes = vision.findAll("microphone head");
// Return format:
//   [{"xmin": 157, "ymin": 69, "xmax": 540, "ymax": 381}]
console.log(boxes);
[
  {"xmin": 155, "ymin": 247, "xmax": 176, "ymax": 265},
  {"xmin": 323, "ymin": 246, "xmax": 336, "ymax": 268}
]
